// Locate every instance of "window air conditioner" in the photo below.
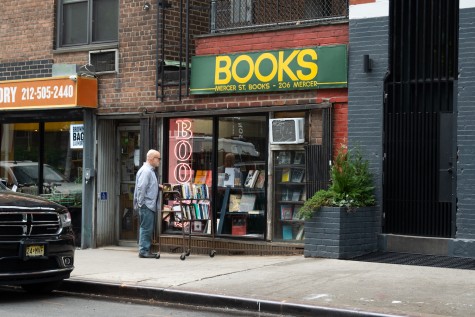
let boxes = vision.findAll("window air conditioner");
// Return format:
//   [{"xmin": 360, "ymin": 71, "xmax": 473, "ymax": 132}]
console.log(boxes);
[
  {"xmin": 269, "ymin": 118, "xmax": 305, "ymax": 144},
  {"xmin": 89, "ymin": 49, "xmax": 118, "ymax": 74}
]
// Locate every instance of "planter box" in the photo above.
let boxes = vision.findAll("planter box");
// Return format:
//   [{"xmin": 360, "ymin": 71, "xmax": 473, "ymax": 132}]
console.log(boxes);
[{"xmin": 304, "ymin": 206, "xmax": 379, "ymax": 259}]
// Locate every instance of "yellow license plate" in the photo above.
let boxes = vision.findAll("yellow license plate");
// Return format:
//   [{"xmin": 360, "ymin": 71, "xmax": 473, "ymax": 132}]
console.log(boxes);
[{"xmin": 26, "ymin": 245, "xmax": 45, "ymax": 257}]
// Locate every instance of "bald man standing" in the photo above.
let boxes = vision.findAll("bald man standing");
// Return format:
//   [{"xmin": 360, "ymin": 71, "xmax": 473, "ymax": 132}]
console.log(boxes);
[{"xmin": 133, "ymin": 149, "xmax": 162, "ymax": 258}]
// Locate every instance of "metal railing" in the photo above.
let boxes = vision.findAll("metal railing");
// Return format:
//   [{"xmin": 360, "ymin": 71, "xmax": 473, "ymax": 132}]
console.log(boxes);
[{"xmin": 211, "ymin": 0, "xmax": 348, "ymax": 33}]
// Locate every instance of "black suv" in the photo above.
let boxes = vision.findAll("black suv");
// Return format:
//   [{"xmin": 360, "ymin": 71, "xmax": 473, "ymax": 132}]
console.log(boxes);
[{"xmin": 0, "ymin": 182, "xmax": 75, "ymax": 292}]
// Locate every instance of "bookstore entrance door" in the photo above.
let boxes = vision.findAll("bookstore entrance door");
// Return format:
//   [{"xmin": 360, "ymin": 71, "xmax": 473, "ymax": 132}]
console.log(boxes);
[{"xmin": 118, "ymin": 127, "xmax": 141, "ymax": 241}]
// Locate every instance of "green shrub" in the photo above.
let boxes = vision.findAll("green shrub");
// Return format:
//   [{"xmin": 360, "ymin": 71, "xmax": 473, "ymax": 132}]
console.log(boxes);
[{"xmin": 297, "ymin": 145, "xmax": 375, "ymax": 220}]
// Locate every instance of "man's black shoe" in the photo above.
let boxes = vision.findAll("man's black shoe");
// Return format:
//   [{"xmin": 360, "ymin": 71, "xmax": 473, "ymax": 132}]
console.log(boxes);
[{"xmin": 139, "ymin": 253, "xmax": 158, "ymax": 259}]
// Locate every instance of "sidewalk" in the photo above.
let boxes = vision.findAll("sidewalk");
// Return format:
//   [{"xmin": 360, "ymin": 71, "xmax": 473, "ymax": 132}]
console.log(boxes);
[{"xmin": 60, "ymin": 247, "xmax": 475, "ymax": 317}]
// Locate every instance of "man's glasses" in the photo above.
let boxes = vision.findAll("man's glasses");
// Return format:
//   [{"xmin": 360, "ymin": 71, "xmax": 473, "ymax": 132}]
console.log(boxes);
[{"xmin": 154, "ymin": 157, "xmax": 161, "ymax": 160}]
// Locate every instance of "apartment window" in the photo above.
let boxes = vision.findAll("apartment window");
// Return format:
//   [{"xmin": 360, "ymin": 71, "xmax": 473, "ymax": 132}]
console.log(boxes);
[
  {"xmin": 58, "ymin": 0, "xmax": 118, "ymax": 48},
  {"xmin": 231, "ymin": 0, "xmax": 252, "ymax": 24}
]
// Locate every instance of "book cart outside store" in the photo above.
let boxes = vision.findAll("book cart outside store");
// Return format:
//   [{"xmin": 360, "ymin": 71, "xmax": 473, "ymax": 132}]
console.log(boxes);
[{"xmin": 161, "ymin": 183, "xmax": 216, "ymax": 260}]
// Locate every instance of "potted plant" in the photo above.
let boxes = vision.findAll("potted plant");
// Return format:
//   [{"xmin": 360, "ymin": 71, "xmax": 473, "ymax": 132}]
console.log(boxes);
[{"xmin": 298, "ymin": 145, "xmax": 378, "ymax": 259}]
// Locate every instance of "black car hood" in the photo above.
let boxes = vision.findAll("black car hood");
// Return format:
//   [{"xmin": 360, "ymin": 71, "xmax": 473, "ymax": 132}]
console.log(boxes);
[{"xmin": 0, "ymin": 190, "xmax": 64, "ymax": 210}]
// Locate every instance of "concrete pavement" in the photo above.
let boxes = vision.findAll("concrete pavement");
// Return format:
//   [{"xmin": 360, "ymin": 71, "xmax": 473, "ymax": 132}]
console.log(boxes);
[{"xmin": 60, "ymin": 247, "xmax": 475, "ymax": 317}]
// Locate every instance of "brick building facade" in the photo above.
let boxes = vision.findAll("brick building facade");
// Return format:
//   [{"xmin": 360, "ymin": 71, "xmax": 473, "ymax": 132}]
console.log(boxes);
[{"xmin": 0, "ymin": 0, "xmax": 349, "ymax": 254}]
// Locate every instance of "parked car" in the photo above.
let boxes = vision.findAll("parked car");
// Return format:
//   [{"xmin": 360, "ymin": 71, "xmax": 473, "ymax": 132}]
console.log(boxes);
[
  {"xmin": 0, "ymin": 181, "xmax": 75, "ymax": 293},
  {"xmin": 0, "ymin": 161, "xmax": 82, "ymax": 207}
]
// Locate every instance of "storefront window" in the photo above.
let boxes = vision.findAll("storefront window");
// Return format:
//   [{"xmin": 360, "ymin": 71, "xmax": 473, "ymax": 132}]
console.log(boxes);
[
  {"xmin": 164, "ymin": 118, "xmax": 213, "ymax": 234},
  {"xmin": 163, "ymin": 116, "xmax": 267, "ymax": 239},
  {"xmin": 0, "ymin": 121, "xmax": 83, "ymax": 207},
  {"xmin": 216, "ymin": 116, "xmax": 267, "ymax": 238}
]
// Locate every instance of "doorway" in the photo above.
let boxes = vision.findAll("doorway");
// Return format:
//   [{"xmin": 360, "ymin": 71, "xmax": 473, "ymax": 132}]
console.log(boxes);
[
  {"xmin": 118, "ymin": 127, "xmax": 141, "ymax": 240},
  {"xmin": 383, "ymin": 0, "xmax": 458, "ymax": 237}
]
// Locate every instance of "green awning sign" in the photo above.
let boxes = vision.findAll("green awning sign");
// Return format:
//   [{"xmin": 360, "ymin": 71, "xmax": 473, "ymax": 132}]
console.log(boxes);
[{"xmin": 190, "ymin": 45, "xmax": 347, "ymax": 95}]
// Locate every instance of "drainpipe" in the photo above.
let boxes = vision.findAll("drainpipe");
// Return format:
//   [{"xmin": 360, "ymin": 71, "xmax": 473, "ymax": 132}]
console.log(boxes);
[{"xmin": 81, "ymin": 109, "xmax": 96, "ymax": 249}]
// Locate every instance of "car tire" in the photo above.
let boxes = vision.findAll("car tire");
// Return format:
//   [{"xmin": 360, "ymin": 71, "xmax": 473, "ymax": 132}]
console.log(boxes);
[{"xmin": 20, "ymin": 280, "xmax": 63, "ymax": 294}]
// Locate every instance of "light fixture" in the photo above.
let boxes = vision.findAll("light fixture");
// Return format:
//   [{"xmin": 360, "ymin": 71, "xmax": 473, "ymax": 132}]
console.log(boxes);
[
  {"xmin": 143, "ymin": 2, "xmax": 151, "ymax": 11},
  {"xmin": 363, "ymin": 54, "xmax": 373, "ymax": 73}
]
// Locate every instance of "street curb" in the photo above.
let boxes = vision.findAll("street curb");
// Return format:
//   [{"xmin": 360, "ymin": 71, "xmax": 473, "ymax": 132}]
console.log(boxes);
[{"xmin": 60, "ymin": 279, "xmax": 401, "ymax": 317}]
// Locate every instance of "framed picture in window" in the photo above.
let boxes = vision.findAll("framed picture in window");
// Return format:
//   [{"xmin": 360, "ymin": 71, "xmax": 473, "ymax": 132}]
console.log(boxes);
[{"xmin": 293, "ymin": 152, "xmax": 305, "ymax": 164}]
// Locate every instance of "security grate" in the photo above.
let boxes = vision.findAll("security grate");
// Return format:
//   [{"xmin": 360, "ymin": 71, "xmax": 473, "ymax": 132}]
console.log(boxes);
[
  {"xmin": 383, "ymin": 0, "xmax": 459, "ymax": 237},
  {"xmin": 305, "ymin": 107, "xmax": 332, "ymax": 196},
  {"xmin": 352, "ymin": 252, "xmax": 475, "ymax": 270},
  {"xmin": 211, "ymin": 0, "xmax": 348, "ymax": 33}
]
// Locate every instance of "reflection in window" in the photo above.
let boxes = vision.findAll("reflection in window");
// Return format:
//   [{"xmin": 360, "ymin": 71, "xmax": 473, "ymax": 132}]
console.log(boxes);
[{"xmin": 0, "ymin": 122, "xmax": 83, "ymax": 207}]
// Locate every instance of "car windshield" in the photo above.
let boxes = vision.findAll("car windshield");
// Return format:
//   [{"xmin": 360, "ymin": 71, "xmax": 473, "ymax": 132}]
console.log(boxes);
[{"xmin": 11, "ymin": 165, "xmax": 68, "ymax": 185}]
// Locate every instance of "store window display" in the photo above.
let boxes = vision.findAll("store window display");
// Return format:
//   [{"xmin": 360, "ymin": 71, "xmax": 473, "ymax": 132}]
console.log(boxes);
[{"xmin": 164, "ymin": 115, "xmax": 267, "ymax": 239}]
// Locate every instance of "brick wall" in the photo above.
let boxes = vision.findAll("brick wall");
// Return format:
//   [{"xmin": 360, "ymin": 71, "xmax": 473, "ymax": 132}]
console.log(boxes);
[
  {"xmin": 348, "ymin": 17, "xmax": 388, "ymax": 207},
  {"xmin": 196, "ymin": 24, "xmax": 348, "ymax": 55},
  {"xmin": 304, "ymin": 206, "xmax": 379, "ymax": 259},
  {"xmin": 0, "ymin": 0, "xmax": 87, "ymax": 80},
  {"xmin": 349, "ymin": 0, "xmax": 376, "ymax": 4},
  {"xmin": 0, "ymin": 1, "xmax": 54, "ymax": 63},
  {"xmin": 456, "ymin": 7, "xmax": 475, "ymax": 244},
  {"xmin": 0, "ymin": 60, "xmax": 53, "ymax": 81}
]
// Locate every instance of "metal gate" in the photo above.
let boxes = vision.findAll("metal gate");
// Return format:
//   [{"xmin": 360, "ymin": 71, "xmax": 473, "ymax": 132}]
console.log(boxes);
[
  {"xmin": 305, "ymin": 107, "xmax": 332, "ymax": 196},
  {"xmin": 383, "ymin": 0, "xmax": 458, "ymax": 237}
]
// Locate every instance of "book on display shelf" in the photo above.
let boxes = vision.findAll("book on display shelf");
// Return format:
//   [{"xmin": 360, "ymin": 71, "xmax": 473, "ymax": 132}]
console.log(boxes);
[
  {"xmin": 218, "ymin": 173, "xmax": 225, "ymax": 186},
  {"xmin": 239, "ymin": 194, "xmax": 257, "ymax": 212},
  {"xmin": 291, "ymin": 189, "xmax": 301, "ymax": 202},
  {"xmin": 244, "ymin": 170, "xmax": 260, "ymax": 188},
  {"xmin": 280, "ymin": 204, "xmax": 293, "ymax": 220},
  {"xmin": 228, "ymin": 194, "xmax": 241, "ymax": 212},
  {"xmin": 291, "ymin": 168, "xmax": 305, "ymax": 183},
  {"xmin": 281, "ymin": 168, "xmax": 291, "ymax": 182},
  {"xmin": 293, "ymin": 152, "xmax": 305, "ymax": 164},
  {"xmin": 205, "ymin": 170, "xmax": 212, "ymax": 187},
  {"xmin": 282, "ymin": 225, "xmax": 293, "ymax": 240},
  {"xmin": 292, "ymin": 206, "xmax": 302, "ymax": 220},
  {"xmin": 224, "ymin": 167, "xmax": 235, "ymax": 187},
  {"xmin": 281, "ymin": 187, "xmax": 291, "ymax": 201},
  {"xmin": 277, "ymin": 151, "xmax": 291, "ymax": 165},
  {"xmin": 295, "ymin": 226, "xmax": 304, "ymax": 240},
  {"xmin": 255, "ymin": 170, "xmax": 266, "ymax": 189},
  {"xmin": 194, "ymin": 170, "xmax": 203, "ymax": 184}
]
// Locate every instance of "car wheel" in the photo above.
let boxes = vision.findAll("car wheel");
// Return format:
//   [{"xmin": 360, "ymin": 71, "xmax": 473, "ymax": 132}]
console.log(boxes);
[{"xmin": 21, "ymin": 280, "xmax": 62, "ymax": 294}]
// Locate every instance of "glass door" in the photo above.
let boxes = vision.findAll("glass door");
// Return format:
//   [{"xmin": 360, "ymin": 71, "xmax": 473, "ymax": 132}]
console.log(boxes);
[{"xmin": 118, "ymin": 128, "xmax": 140, "ymax": 240}]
